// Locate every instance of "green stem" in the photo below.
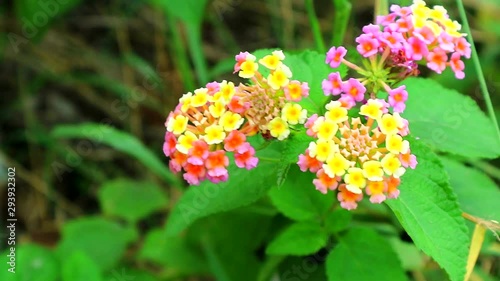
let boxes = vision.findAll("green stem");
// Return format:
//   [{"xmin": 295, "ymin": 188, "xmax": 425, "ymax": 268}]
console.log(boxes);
[
  {"xmin": 456, "ymin": 0, "xmax": 500, "ymax": 140},
  {"xmin": 374, "ymin": 0, "xmax": 388, "ymax": 22},
  {"xmin": 186, "ymin": 23, "xmax": 209, "ymax": 84},
  {"xmin": 166, "ymin": 17, "xmax": 195, "ymax": 90},
  {"xmin": 305, "ymin": 0, "xmax": 326, "ymax": 53},
  {"xmin": 332, "ymin": 0, "xmax": 352, "ymax": 46}
]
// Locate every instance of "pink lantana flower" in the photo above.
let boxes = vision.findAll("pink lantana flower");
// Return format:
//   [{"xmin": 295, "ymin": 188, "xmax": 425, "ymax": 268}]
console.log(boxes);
[
  {"xmin": 326, "ymin": 46, "xmax": 347, "ymax": 68},
  {"xmin": 449, "ymin": 52, "xmax": 465, "ymax": 79},
  {"xmin": 322, "ymin": 72, "xmax": 343, "ymax": 96},
  {"xmin": 234, "ymin": 143, "xmax": 258, "ymax": 170},
  {"xmin": 388, "ymin": 85, "xmax": 408, "ymax": 113},
  {"xmin": 224, "ymin": 130, "xmax": 247, "ymax": 153},
  {"xmin": 297, "ymin": 149, "xmax": 323, "ymax": 173},
  {"xmin": 342, "ymin": 78, "xmax": 366, "ymax": 102},
  {"xmin": 356, "ymin": 34, "xmax": 380, "ymax": 57},
  {"xmin": 426, "ymin": 48, "xmax": 448, "ymax": 74}
]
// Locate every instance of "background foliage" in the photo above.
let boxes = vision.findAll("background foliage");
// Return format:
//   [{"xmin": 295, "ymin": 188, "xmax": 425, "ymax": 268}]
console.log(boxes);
[{"xmin": 1, "ymin": 0, "xmax": 499, "ymax": 280}]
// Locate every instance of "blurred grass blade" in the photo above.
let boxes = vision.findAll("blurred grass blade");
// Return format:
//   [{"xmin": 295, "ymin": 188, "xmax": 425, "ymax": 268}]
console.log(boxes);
[
  {"xmin": 332, "ymin": 0, "xmax": 352, "ymax": 46},
  {"xmin": 51, "ymin": 123, "xmax": 181, "ymax": 186},
  {"xmin": 166, "ymin": 17, "xmax": 196, "ymax": 90},
  {"xmin": 123, "ymin": 52, "xmax": 165, "ymax": 91},
  {"xmin": 305, "ymin": 0, "xmax": 326, "ymax": 53},
  {"xmin": 464, "ymin": 224, "xmax": 486, "ymax": 281},
  {"xmin": 186, "ymin": 23, "xmax": 209, "ymax": 84},
  {"xmin": 374, "ymin": 0, "xmax": 388, "ymax": 19},
  {"xmin": 456, "ymin": 0, "xmax": 500, "ymax": 140}
]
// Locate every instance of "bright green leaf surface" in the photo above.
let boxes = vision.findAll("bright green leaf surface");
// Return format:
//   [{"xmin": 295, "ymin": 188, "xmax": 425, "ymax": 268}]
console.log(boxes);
[
  {"xmin": 402, "ymin": 77, "xmax": 500, "ymax": 158},
  {"xmin": 389, "ymin": 238, "xmax": 424, "ymax": 270},
  {"xmin": 98, "ymin": 179, "xmax": 168, "ymax": 223},
  {"xmin": 8, "ymin": 244, "xmax": 59, "ymax": 281},
  {"xmin": 138, "ymin": 228, "xmax": 208, "ymax": 274},
  {"xmin": 324, "ymin": 209, "xmax": 352, "ymax": 234},
  {"xmin": 266, "ymin": 221, "xmax": 328, "ymax": 256},
  {"xmin": 62, "ymin": 252, "xmax": 103, "ymax": 281},
  {"xmin": 165, "ymin": 138, "xmax": 282, "ymax": 236},
  {"xmin": 269, "ymin": 165, "xmax": 334, "ymax": 222},
  {"xmin": 51, "ymin": 123, "xmax": 180, "ymax": 185},
  {"xmin": 439, "ymin": 157, "xmax": 500, "ymax": 220},
  {"xmin": 326, "ymin": 228, "xmax": 407, "ymax": 281},
  {"xmin": 386, "ymin": 139, "xmax": 469, "ymax": 281},
  {"xmin": 104, "ymin": 269, "xmax": 158, "ymax": 281},
  {"xmin": 57, "ymin": 217, "xmax": 136, "ymax": 271}
]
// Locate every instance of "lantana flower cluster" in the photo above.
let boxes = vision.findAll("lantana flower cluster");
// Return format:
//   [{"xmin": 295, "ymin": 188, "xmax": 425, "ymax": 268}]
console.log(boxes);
[
  {"xmin": 163, "ymin": 50, "xmax": 309, "ymax": 185},
  {"xmin": 300, "ymin": 0, "xmax": 471, "ymax": 210}
]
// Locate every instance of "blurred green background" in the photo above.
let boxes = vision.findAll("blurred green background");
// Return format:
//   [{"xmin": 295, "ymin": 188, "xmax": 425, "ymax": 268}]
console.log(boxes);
[{"xmin": 0, "ymin": 0, "xmax": 499, "ymax": 280}]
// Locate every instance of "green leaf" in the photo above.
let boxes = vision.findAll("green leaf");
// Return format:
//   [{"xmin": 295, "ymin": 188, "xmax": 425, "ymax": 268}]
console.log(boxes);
[
  {"xmin": 57, "ymin": 217, "xmax": 136, "ymax": 271},
  {"xmin": 324, "ymin": 209, "xmax": 352, "ymax": 234},
  {"xmin": 252, "ymin": 49, "xmax": 347, "ymax": 114},
  {"xmin": 188, "ymin": 210, "xmax": 274, "ymax": 281},
  {"xmin": 14, "ymin": 0, "xmax": 82, "ymax": 41},
  {"xmin": 104, "ymin": 269, "xmax": 158, "ymax": 281},
  {"xmin": 165, "ymin": 138, "xmax": 282, "ymax": 236},
  {"xmin": 14, "ymin": 244, "xmax": 59, "ymax": 281},
  {"xmin": 275, "ymin": 131, "xmax": 314, "ymax": 187},
  {"xmin": 150, "ymin": 0, "xmax": 208, "ymax": 25},
  {"xmin": 388, "ymin": 238, "xmax": 424, "ymax": 271},
  {"xmin": 402, "ymin": 77, "xmax": 500, "ymax": 158},
  {"xmin": 386, "ymin": 138, "xmax": 469, "ymax": 281},
  {"xmin": 269, "ymin": 165, "xmax": 334, "ymax": 222},
  {"xmin": 51, "ymin": 123, "xmax": 180, "ymax": 185},
  {"xmin": 266, "ymin": 221, "xmax": 328, "ymax": 256},
  {"xmin": 138, "ymin": 228, "xmax": 208, "ymax": 274},
  {"xmin": 62, "ymin": 252, "xmax": 103, "ymax": 281},
  {"xmin": 439, "ymin": 157, "xmax": 500, "ymax": 220},
  {"xmin": 98, "ymin": 179, "xmax": 168, "ymax": 223},
  {"xmin": 326, "ymin": 228, "xmax": 407, "ymax": 281}
]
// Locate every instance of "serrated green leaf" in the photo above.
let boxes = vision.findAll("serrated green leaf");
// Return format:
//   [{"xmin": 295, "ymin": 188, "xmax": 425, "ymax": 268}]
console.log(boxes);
[
  {"xmin": 386, "ymin": 139, "xmax": 469, "ymax": 281},
  {"xmin": 165, "ymin": 138, "xmax": 282, "ymax": 236},
  {"xmin": 325, "ymin": 209, "xmax": 352, "ymax": 234},
  {"xmin": 269, "ymin": 165, "xmax": 334, "ymax": 221},
  {"xmin": 402, "ymin": 77, "xmax": 500, "ymax": 158},
  {"xmin": 439, "ymin": 157, "xmax": 500, "ymax": 220},
  {"xmin": 275, "ymin": 131, "xmax": 314, "ymax": 187},
  {"xmin": 138, "ymin": 228, "xmax": 208, "ymax": 274},
  {"xmin": 266, "ymin": 221, "xmax": 328, "ymax": 256},
  {"xmin": 57, "ymin": 217, "xmax": 136, "ymax": 271},
  {"xmin": 12, "ymin": 244, "xmax": 59, "ymax": 281},
  {"xmin": 98, "ymin": 179, "xmax": 168, "ymax": 223},
  {"xmin": 62, "ymin": 252, "xmax": 103, "ymax": 281},
  {"xmin": 51, "ymin": 123, "xmax": 180, "ymax": 185},
  {"xmin": 252, "ymin": 49, "xmax": 347, "ymax": 114},
  {"xmin": 326, "ymin": 228, "xmax": 407, "ymax": 281}
]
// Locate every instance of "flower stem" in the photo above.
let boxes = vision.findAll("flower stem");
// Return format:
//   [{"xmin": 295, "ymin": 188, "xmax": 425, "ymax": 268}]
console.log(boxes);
[
  {"xmin": 456, "ymin": 0, "xmax": 500, "ymax": 140},
  {"xmin": 305, "ymin": 0, "xmax": 326, "ymax": 53}
]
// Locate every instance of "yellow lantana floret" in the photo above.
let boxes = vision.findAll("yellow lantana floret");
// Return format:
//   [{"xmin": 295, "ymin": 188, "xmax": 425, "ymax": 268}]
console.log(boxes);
[
  {"xmin": 176, "ymin": 131, "xmax": 198, "ymax": 154},
  {"xmin": 219, "ymin": 111, "xmax": 244, "ymax": 132},
  {"xmin": 362, "ymin": 160, "xmax": 384, "ymax": 181},
  {"xmin": 209, "ymin": 101, "xmax": 226, "ymax": 118},
  {"xmin": 308, "ymin": 139, "xmax": 337, "ymax": 162},
  {"xmin": 268, "ymin": 65, "xmax": 292, "ymax": 90},
  {"xmin": 166, "ymin": 114, "xmax": 188, "ymax": 135},
  {"xmin": 219, "ymin": 80, "xmax": 235, "ymax": 102},
  {"xmin": 325, "ymin": 101, "xmax": 348, "ymax": 123},
  {"xmin": 203, "ymin": 124, "xmax": 226, "ymax": 145},
  {"xmin": 381, "ymin": 154, "xmax": 406, "ymax": 178},
  {"xmin": 259, "ymin": 50, "xmax": 285, "ymax": 70},
  {"xmin": 312, "ymin": 118, "xmax": 338, "ymax": 140},
  {"xmin": 268, "ymin": 117, "xmax": 290, "ymax": 140},
  {"xmin": 281, "ymin": 103, "xmax": 307, "ymax": 125},
  {"xmin": 360, "ymin": 99, "xmax": 383, "ymax": 120},
  {"xmin": 239, "ymin": 54, "xmax": 259, "ymax": 78},
  {"xmin": 323, "ymin": 153, "xmax": 351, "ymax": 178},
  {"xmin": 386, "ymin": 134, "xmax": 410, "ymax": 154},
  {"xmin": 378, "ymin": 113, "xmax": 403, "ymax": 136},
  {"xmin": 179, "ymin": 92, "xmax": 193, "ymax": 112},
  {"xmin": 344, "ymin": 167, "xmax": 366, "ymax": 194},
  {"xmin": 191, "ymin": 88, "xmax": 209, "ymax": 107}
]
